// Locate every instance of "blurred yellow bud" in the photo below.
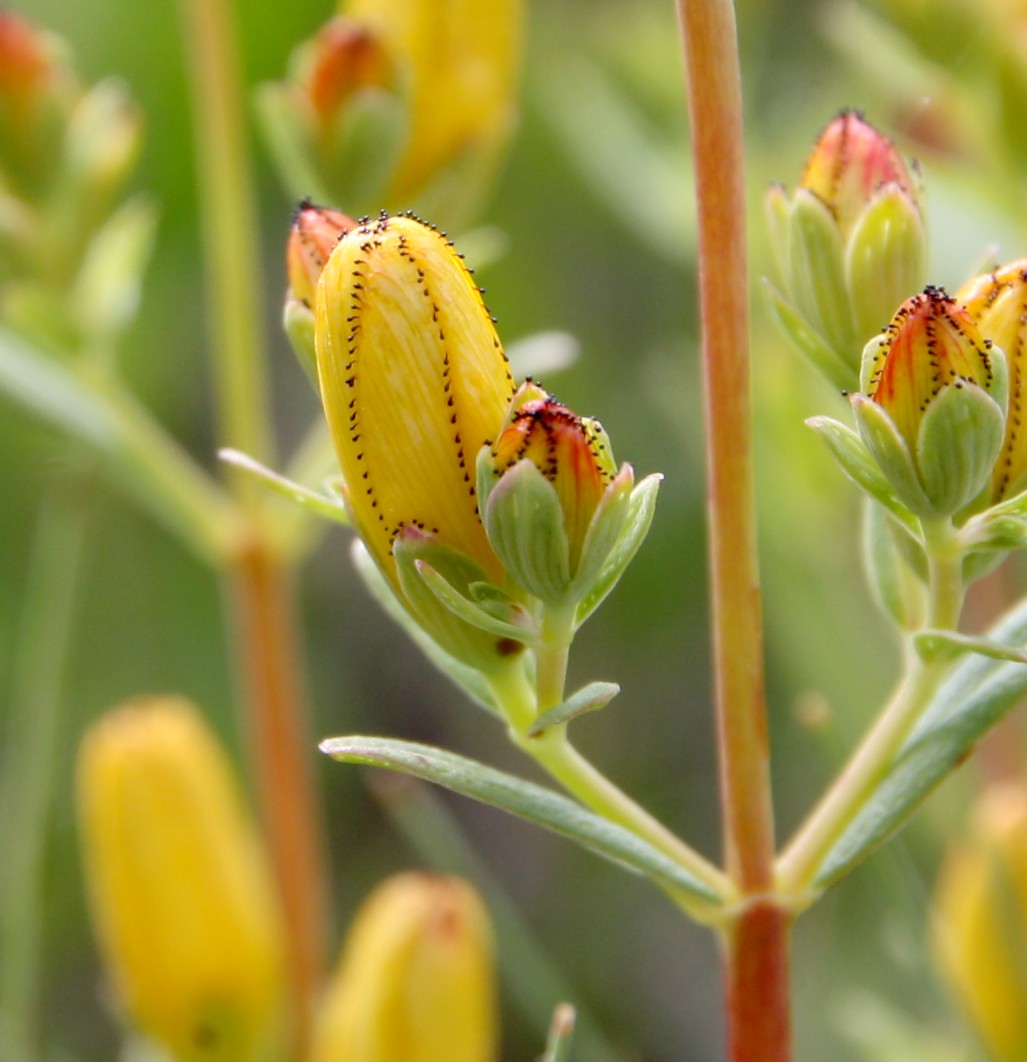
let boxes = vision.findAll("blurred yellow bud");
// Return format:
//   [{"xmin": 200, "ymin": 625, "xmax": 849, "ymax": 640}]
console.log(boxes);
[
  {"xmin": 341, "ymin": 0, "xmax": 522, "ymax": 204},
  {"xmin": 311, "ymin": 872, "xmax": 498, "ymax": 1062},
  {"xmin": 932, "ymin": 782, "xmax": 1027, "ymax": 1061},
  {"xmin": 315, "ymin": 211, "xmax": 513, "ymax": 590},
  {"xmin": 77, "ymin": 697, "xmax": 286, "ymax": 1062},
  {"xmin": 957, "ymin": 260, "xmax": 1027, "ymax": 501}
]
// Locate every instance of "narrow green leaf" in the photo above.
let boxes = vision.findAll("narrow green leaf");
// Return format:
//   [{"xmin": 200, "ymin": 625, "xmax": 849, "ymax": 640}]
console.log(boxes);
[
  {"xmin": 913, "ymin": 629, "xmax": 1027, "ymax": 665},
  {"xmin": 814, "ymin": 596, "xmax": 1027, "ymax": 889},
  {"xmin": 219, "ymin": 448, "xmax": 350, "ymax": 524},
  {"xmin": 541, "ymin": 1004, "xmax": 577, "ymax": 1062},
  {"xmin": 528, "ymin": 681, "xmax": 620, "ymax": 736},
  {"xmin": 320, "ymin": 734, "xmax": 725, "ymax": 908}
]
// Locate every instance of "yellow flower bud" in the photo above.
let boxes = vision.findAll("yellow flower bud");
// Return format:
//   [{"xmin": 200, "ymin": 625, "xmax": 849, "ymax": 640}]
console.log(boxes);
[
  {"xmin": 932, "ymin": 782, "xmax": 1027, "ymax": 1061},
  {"xmin": 340, "ymin": 0, "xmax": 522, "ymax": 203},
  {"xmin": 315, "ymin": 212, "xmax": 514, "ymax": 591},
  {"xmin": 311, "ymin": 872, "xmax": 498, "ymax": 1062},
  {"xmin": 77, "ymin": 697, "xmax": 286, "ymax": 1062},
  {"xmin": 957, "ymin": 260, "xmax": 1027, "ymax": 501}
]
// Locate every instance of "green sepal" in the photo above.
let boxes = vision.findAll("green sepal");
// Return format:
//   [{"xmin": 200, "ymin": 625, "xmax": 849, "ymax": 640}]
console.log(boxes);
[
  {"xmin": 350, "ymin": 541, "xmax": 501, "ymax": 715},
  {"xmin": 849, "ymin": 394, "xmax": 934, "ymax": 515},
  {"xmin": 912, "ymin": 629, "xmax": 1027, "ymax": 665},
  {"xmin": 319, "ymin": 86, "xmax": 408, "ymax": 211},
  {"xmin": 845, "ymin": 188, "xmax": 926, "ymax": 344},
  {"xmin": 916, "ymin": 381, "xmax": 1005, "ymax": 515},
  {"xmin": 862, "ymin": 500, "xmax": 925, "ymax": 630},
  {"xmin": 393, "ymin": 529, "xmax": 527, "ymax": 672},
  {"xmin": 480, "ymin": 456, "xmax": 573, "ymax": 603},
  {"xmin": 575, "ymin": 473, "xmax": 662, "ymax": 629},
  {"xmin": 762, "ymin": 278, "xmax": 856, "ymax": 392},
  {"xmin": 805, "ymin": 415, "xmax": 919, "ymax": 532},
  {"xmin": 527, "ymin": 681, "xmax": 621, "ymax": 737},
  {"xmin": 787, "ymin": 189, "xmax": 858, "ymax": 365},
  {"xmin": 252, "ymin": 82, "xmax": 332, "ymax": 204},
  {"xmin": 412, "ymin": 560, "xmax": 540, "ymax": 644},
  {"xmin": 319, "ymin": 734, "xmax": 726, "ymax": 910},
  {"xmin": 567, "ymin": 465, "xmax": 635, "ymax": 601},
  {"xmin": 764, "ymin": 183, "xmax": 792, "ymax": 282},
  {"xmin": 282, "ymin": 298, "xmax": 318, "ymax": 389},
  {"xmin": 814, "ymin": 594, "xmax": 1027, "ymax": 890},
  {"xmin": 71, "ymin": 194, "xmax": 157, "ymax": 348},
  {"xmin": 218, "ymin": 448, "xmax": 350, "ymax": 525}
]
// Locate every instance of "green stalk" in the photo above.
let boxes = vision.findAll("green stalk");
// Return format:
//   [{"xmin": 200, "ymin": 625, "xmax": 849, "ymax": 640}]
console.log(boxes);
[
  {"xmin": 489, "ymin": 666, "xmax": 731, "ymax": 916},
  {"xmin": 179, "ymin": 0, "xmax": 272, "ymax": 471},
  {"xmin": 777, "ymin": 518, "xmax": 966, "ymax": 895},
  {"xmin": 178, "ymin": 0, "xmax": 329, "ymax": 1051},
  {"xmin": 0, "ymin": 474, "xmax": 90, "ymax": 1062},
  {"xmin": 675, "ymin": 1, "xmax": 787, "ymax": 1057}
]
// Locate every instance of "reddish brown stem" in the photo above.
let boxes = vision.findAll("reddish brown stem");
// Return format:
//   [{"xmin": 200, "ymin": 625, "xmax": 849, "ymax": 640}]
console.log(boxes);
[
  {"xmin": 725, "ymin": 902, "xmax": 793, "ymax": 1062},
  {"xmin": 232, "ymin": 539, "xmax": 328, "ymax": 1058},
  {"xmin": 674, "ymin": 0, "xmax": 790, "ymax": 1056}
]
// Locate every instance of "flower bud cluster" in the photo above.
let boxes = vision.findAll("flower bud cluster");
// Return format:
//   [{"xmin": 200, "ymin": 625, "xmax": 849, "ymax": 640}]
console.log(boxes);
[
  {"xmin": 0, "ymin": 9, "xmax": 143, "ymax": 347},
  {"xmin": 305, "ymin": 210, "xmax": 660, "ymax": 679},
  {"xmin": 258, "ymin": 0, "xmax": 521, "ymax": 225}
]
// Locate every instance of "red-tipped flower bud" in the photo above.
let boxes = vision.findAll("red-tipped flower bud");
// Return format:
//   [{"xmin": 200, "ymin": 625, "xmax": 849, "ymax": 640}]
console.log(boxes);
[
  {"xmin": 765, "ymin": 110, "xmax": 926, "ymax": 390},
  {"xmin": 851, "ymin": 286, "xmax": 1007, "ymax": 516}
]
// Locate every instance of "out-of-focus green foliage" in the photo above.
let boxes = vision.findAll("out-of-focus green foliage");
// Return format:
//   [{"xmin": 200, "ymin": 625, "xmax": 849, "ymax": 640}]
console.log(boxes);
[{"xmin": 3, "ymin": 0, "xmax": 1025, "ymax": 1059}]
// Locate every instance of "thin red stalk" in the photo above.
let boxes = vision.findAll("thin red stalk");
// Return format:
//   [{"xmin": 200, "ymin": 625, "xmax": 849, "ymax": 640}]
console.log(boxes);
[
  {"xmin": 674, "ymin": 1, "xmax": 789, "ymax": 1057},
  {"xmin": 232, "ymin": 540, "xmax": 328, "ymax": 1057}
]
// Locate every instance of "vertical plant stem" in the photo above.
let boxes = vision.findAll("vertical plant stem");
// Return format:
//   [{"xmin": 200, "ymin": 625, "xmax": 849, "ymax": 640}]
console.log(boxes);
[
  {"xmin": 179, "ymin": 0, "xmax": 328, "ymax": 1050},
  {"xmin": 179, "ymin": 0, "xmax": 272, "ymax": 468},
  {"xmin": 0, "ymin": 473, "xmax": 89, "ymax": 1062},
  {"xmin": 231, "ymin": 541, "xmax": 327, "ymax": 1051},
  {"xmin": 674, "ymin": 1, "xmax": 788, "ymax": 1057}
]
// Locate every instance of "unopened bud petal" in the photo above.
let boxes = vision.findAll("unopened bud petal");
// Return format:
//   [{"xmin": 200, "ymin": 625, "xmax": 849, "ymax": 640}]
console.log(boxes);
[
  {"xmin": 77, "ymin": 697, "xmax": 286, "ymax": 1062},
  {"xmin": 311, "ymin": 872, "xmax": 498, "ymax": 1062}
]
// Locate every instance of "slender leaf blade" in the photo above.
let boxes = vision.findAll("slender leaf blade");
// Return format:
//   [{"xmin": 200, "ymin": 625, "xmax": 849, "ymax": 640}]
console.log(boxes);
[{"xmin": 321, "ymin": 735, "xmax": 724, "ymax": 908}]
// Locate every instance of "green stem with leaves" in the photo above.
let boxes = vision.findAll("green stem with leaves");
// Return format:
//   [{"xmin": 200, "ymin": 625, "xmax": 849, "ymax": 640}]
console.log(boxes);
[{"xmin": 675, "ymin": 0, "xmax": 787, "ymax": 1058}]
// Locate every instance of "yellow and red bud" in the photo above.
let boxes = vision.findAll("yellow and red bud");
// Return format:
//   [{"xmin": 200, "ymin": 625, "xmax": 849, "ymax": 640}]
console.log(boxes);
[
  {"xmin": 299, "ymin": 17, "xmax": 392, "ymax": 138},
  {"xmin": 933, "ymin": 782, "xmax": 1027, "ymax": 1062},
  {"xmin": 310, "ymin": 872, "xmax": 498, "ymax": 1062},
  {"xmin": 863, "ymin": 286, "xmax": 996, "ymax": 449},
  {"xmin": 286, "ymin": 201, "xmax": 356, "ymax": 308},
  {"xmin": 341, "ymin": 0, "xmax": 522, "ymax": 205},
  {"xmin": 491, "ymin": 384, "xmax": 615, "ymax": 574},
  {"xmin": 801, "ymin": 109, "xmax": 918, "ymax": 240},
  {"xmin": 315, "ymin": 212, "xmax": 513, "ymax": 589},
  {"xmin": 76, "ymin": 697, "xmax": 286, "ymax": 1062},
  {"xmin": 852, "ymin": 286, "xmax": 1007, "ymax": 516},
  {"xmin": 0, "ymin": 9, "xmax": 61, "ymax": 104},
  {"xmin": 957, "ymin": 260, "xmax": 1027, "ymax": 501}
]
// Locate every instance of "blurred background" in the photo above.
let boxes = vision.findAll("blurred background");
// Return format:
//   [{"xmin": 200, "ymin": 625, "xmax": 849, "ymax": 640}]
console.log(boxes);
[{"xmin": 3, "ymin": 0, "xmax": 1026, "ymax": 1058}]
